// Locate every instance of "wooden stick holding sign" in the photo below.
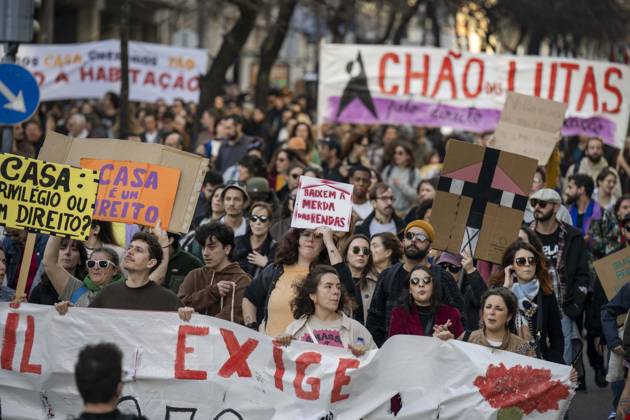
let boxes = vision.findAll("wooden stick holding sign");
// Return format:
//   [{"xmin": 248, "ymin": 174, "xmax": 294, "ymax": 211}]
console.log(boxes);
[{"xmin": 12, "ymin": 233, "xmax": 36, "ymax": 303}]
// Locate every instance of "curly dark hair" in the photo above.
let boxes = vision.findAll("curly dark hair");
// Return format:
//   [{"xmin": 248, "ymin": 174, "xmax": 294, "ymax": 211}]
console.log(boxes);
[
  {"xmin": 489, "ymin": 240, "xmax": 553, "ymax": 295},
  {"xmin": 400, "ymin": 265, "xmax": 442, "ymax": 314},
  {"xmin": 290, "ymin": 265, "xmax": 350, "ymax": 318},
  {"xmin": 273, "ymin": 228, "xmax": 331, "ymax": 268},
  {"xmin": 480, "ymin": 287, "xmax": 518, "ymax": 334}
]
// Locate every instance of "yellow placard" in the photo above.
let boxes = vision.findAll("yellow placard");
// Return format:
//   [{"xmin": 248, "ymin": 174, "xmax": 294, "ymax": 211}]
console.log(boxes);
[{"xmin": 0, "ymin": 153, "xmax": 99, "ymax": 240}]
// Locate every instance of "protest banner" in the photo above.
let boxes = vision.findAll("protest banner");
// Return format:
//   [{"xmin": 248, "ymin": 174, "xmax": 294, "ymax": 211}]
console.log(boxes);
[
  {"xmin": 493, "ymin": 92, "xmax": 568, "ymax": 164},
  {"xmin": 318, "ymin": 43, "xmax": 630, "ymax": 149},
  {"xmin": 431, "ymin": 140, "xmax": 538, "ymax": 264},
  {"xmin": 38, "ymin": 131, "xmax": 208, "ymax": 233},
  {"xmin": 291, "ymin": 176, "xmax": 354, "ymax": 232},
  {"xmin": 593, "ymin": 246, "xmax": 630, "ymax": 301},
  {"xmin": 0, "ymin": 39, "xmax": 208, "ymax": 103},
  {"xmin": 0, "ymin": 153, "xmax": 99, "ymax": 240},
  {"xmin": 0, "ymin": 303, "xmax": 573, "ymax": 419},
  {"xmin": 80, "ymin": 159, "xmax": 180, "ymax": 228}
]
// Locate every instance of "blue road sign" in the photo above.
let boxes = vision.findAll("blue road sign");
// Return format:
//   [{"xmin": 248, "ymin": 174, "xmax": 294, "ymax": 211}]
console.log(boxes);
[{"xmin": 0, "ymin": 63, "xmax": 40, "ymax": 125}]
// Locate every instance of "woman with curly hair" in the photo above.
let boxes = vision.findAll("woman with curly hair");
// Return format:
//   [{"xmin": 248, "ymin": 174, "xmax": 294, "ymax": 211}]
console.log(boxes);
[
  {"xmin": 276, "ymin": 265, "xmax": 376, "ymax": 356},
  {"xmin": 242, "ymin": 227, "xmax": 355, "ymax": 336}
]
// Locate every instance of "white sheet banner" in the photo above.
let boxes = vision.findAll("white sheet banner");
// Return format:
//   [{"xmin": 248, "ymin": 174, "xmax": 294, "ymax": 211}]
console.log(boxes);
[
  {"xmin": 0, "ymin": 303, "xmax": 574, "ymax": 419},
  {"xmin": 2, "ymin": 40, "xmax": 207, "ymax": 103},
  {"xmin": 318, "ymin": 43, "xmax": 630, "ymax": 148}
]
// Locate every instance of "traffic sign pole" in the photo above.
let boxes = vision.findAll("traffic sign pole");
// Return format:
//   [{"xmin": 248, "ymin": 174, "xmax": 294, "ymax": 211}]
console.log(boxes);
[{"xmin": 0, "ymin": 41, "xmax": 18, "ymax": 154}]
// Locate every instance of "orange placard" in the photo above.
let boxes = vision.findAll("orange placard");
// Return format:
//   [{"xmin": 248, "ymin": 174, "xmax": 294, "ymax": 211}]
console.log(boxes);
[{"xmin": 81, "ymin": 159, "xmax": 181, "ymax": 228}]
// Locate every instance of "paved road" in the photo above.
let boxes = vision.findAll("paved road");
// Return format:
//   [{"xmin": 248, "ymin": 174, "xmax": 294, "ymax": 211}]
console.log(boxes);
[{"xmin": 568, "ymin": 362, "xmax": 615, "ymax": 420}]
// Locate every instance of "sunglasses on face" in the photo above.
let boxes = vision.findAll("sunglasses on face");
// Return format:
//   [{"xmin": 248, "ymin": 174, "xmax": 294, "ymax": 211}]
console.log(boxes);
[
  {"xmin": 405, "ymin": 232, "xmax": 428, "ymax": 242},
  {"xmin": 530, "ymin": 199, "xmax": 549, "ymax": 209},
  {"xmin": 439, "ymin": 263, "xmax": 461, "ymax": 273},
  {"xmin": 351, "ymin": 246, "xmax": 370, "ymax": 256},
  {"xmin": 410, "ymin": 276, "xmax": 432, "ymax": 286},
  {"xmin": 86, "ymin": 260, "xmax": 115, "ymax": 269},
  {"xmin": 250, "ymin": 215, "xmax": 270, "ymax": 223},
  {"xmin": 514, "ymin": 257, "xmax": 536, "ymax": 267}
]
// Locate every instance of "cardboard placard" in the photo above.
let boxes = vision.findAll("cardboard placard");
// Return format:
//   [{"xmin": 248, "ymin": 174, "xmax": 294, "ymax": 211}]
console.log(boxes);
[
  {"xmin": 291, "ymin": 176, "xmax": 354, "ymax": 232},
  {"xmin": 593, "ymin": 246, "xmax": 630, "ymax": 301},
  {"xmin": 0, "ymin": 153, "xmax": 99, "ymax": 240},
  {"xmin": 493, "ymin": 92, "xmax": 568, "ymax": 165},
  {"xmin": 431, "ymin": 140, "xmax": 537, "ymax": 264},
  {"xmin": 38, "ymin": 131, "xmax": 208, "ymax": 233},
  {"xmin": 80, "ymin": 159, "xmax": 181, "ymax": 228}
]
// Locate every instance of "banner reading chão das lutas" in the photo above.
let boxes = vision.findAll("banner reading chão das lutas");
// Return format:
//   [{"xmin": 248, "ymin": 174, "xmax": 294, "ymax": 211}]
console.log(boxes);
[
  {"xmin": 0, "ymin": 304, "xmax": 574, "ymax": 419},
  {"xmin": 0, "ymin": 154, "xmax": 99, "ymax": 240},
  {"xmin": 318, "ymin": 43, "xmax": 630, "ymax": 149},
  {"xmin": 1, "ymin": 39, "xmax": 207, "ymax": 103}
]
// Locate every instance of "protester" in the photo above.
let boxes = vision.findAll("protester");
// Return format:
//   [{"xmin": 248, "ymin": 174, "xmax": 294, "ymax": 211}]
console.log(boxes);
[
  {"xmin": 245, "ymin": 177, "xmax": 282, "ymax": 219},
  {"xmin": 74, "ymin": 342, "xmax": 147, "ymax": 420},
  {"xmin": 388, "ymin": 265, "xmax": 464, "ymax": 339},
  {"xmin": 178, "ymin": 222, "xmax": 251, "ymax": 324},
  {"xmin": 349, "ymin": 165, "xmax": 374, "ymax": 221},
  {"xmin": 84, "ymin": 221, "xmax": 124, "ymax": 261},
  {"xmin": 318, "ymin": 135, "xmax": 345, "ymax": 182},
  {"xmin": 565, "ymin": 136, "xmax": 622, "ymax": 198},
  {"xmin": 1, "ymin": 229, "xmax": 48, "ymax": 298},
  {"xmin": 366, "ymin": 220, "xmax": 465, "ymax": 346},
  {"xmin": 0, "ymin": 245, "xmax": 13, "ymax": 302},
  {"xmin": 215, "ymin": 115, "xmax": 251, "ymax": 181},
  {"xmin": 160, "ymin": 232, "xmax": 203, "ymax": 295},
  {"xmin": 354, "ymin": 183, "xmax": 405, "ymax": 238},
  {"xmin": 238, "ymin": 155, "xmax": 268, "ymax": 183},
  {"xmin": 565, "ymin": 173, "xmax": 602, "ymax": 237},
  {"xmin": 381, "ymin": 141, "xmax": 421, "ymax": 216},
  {"xmin": 369, "ymin": 232, "xmax": 403, "ymax": 275},
  {"xmin": 234, "ymin": 202, "xmax": 277, "ymax": 278},
  {"xmin": 220, "ymin": 183, "xmax": 249, "ymax": 237},
  {"xmin": 270, "ymin": 188, "xmax": 296, "ymax": 242},
  {"xmin": 162, "ymin": 131, "xmax": 185, "ymax": 150},
  {"xmin": 277, "ymin": 265, "xmax": 376, "ymax": 355},
  {"xmin": 341, "ymin": 234, "xmax": 378, "ymax": 324},
  {"xmin": 192, "ymin": 171, "xmax": 223, "ymax": 229},
  {"xmin": 593, "ymin": 167, "xmax": 620, "ymax": 211},
  {"xmin": 340, "ymin": 132, "xmax": 371, "ymax": 175},
  {"xmin": 523, "ymin": 167, "xmax": 547, "ymax": 223},
  {"xmin": 589, "ymin": 194, "xmax": 630, "ymax": 259},
  {"xmin": 242, "ymin": 226, "xmax": 354, "ymax": 336}
]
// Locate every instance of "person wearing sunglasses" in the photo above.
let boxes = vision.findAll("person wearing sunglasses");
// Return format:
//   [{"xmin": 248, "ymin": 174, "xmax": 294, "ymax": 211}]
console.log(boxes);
[
  {"xmin": 234, "ymin": 202, "xmax": 277, "ymax": 278},
  {"xmin": 366, "ymin": 220, "xmax": 465, "ymax": 347},
  {"xmin": 341, "ymin": 234, "xmax": 378, "ymax": 324},
  {"xmin": 486, "ymin": 240, "xmax": 564, "ymax": 364},
  {"xmin": 44, "ymin": 236, "xmax": 124, "ymax": 308}
]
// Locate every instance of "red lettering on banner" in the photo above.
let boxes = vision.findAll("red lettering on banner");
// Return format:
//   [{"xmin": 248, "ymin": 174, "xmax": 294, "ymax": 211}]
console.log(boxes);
[
  {"xmin": 20, "ymin": 315, "xmax": 41, "ymax": 374},
  {"xmin": 331, "ymin": 358, "xmax": 359, "ymax": 403},
  {"xmin": 187, "ymin": 77, "xmax": 199, "ymax": 91},
  {"xmin": 218, "ymin": 328, "xmax": 259, "ymax": 378},
  {"xmin": 109, "ymin": 67, "xmax": 121, "ymax": 83},
  {"xmin": 54, "ymin": 72, "xmax": 69, "ymax": 84},
  {"xmin": 33, "ymin": 71, "xmax": 45, "ymax": 85},
  {"xmin": 96, "ymin": 67, "xmax": 107, "ymax": 81},
  {"xmin": 560, "ymin": 62, "xmax": 580, "ymax": 103},
  {"xmin": 547, "ymin": 63, "xmax": 558, "ymax": 100},
  {"xmin": 404, "ymin": 53, "xmax": 429, "ymax": 96},
  {"xmin": 173, "ymin": 75, "xmax": 185, "ymax": 90},
  {"xmin": 577, "ymin": 66, "xmax": 599, "ymax": 112},
  {"xmin": 534, "ymin": 62, "xmax": 543, "ymax": 97},
  {"xmin": 273, "ymin": 345, "xmax": 285, "ymax": 390},
  {"xmin": 603, "ymin": 67, "xmax": 622, "ymax": 113},
  {"xmin": 379, "ymin": 52, "xmax": 399, "ymax": 94},
  {"xmin": 174, "ymin": 325, "xmax": 209, "ymax": 380},
  {"xmin": 430, "ymin": 56, "xmax": 456, "ymax": 99},
  {"xmin": 293, "ymin": 351, "xmax": 322, "ymax": 400},
  {"xmin": 80, "ymin": 66, "xmax": 93, "ymax": 81},
  {"xmin": 129, "ymin": 68, "xmax": 141, "ymax": 83},
  {"xmin": 143, "ymin": 71, "xmax": 156, "ymax": 86},
  {"xmin": 507, "ymin": 60, "xmax": 516, "ymax": 92},
  {"xmin": 462, "ymin": 58, "xmax": 484, "ymax": 98},
  {"xmin": 1, "ymin": 313, "xmax": 18, "ymax": 370},
  {"xmin": 159, "ymin": 73, "xmax": 171, "ymax": 90}
]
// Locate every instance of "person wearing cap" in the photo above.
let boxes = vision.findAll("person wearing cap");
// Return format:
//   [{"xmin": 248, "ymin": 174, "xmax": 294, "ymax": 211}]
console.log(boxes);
[
  {"xmin": 366, "ymin": 220, "xmax": 465, "ymax": 347},
  {"xmin": 529, "ymin": 188, "xmax": 591, "ymax": 367},
  {"xmin": 287, "ymin": 136, "xmax": 309, "ymax": 163},
  {"xmin": 246, "ymin": 177, "xmax": 282, "ymax": 222},
  {"xmin": 220, "ymin": 183, "xmax": 248, "ymax": 238},
  {"xmin": 318, "ymin": 136, "xmax": 346, "ymax": 183},
  {"xmin": 354, "ymin": 182, "xmax": 405, "ymax": 239}
]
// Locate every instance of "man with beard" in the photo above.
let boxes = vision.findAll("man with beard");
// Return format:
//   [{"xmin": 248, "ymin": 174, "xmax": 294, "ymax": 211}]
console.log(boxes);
[
  {"xmin": 529, "ymin": 188, "xmax": 591, "ymax": 386},
  {"xmin": 215, "ymin": 115, "xmax": 251, "ymax": 181},
  {"xmin": 220, "ymin": 183, "xmax": 248, "ymax": 238},
  {"xmin": 365, "ymin": 220, "xmax": 464, "ymax": 346},
  {"xmin": 354, "ymin": 182, "xmax": 405, "ymax": 238},
  {"xmin": 349, "ymin": 165, "xmax": 373, "ymax": 220},
  {"xmin": 565, "ymin": 173, "xmax": 602, "ymax": 237},
  {"xmin": 565, "ymin": 137, "xmax": 622, "ymax": 198}
]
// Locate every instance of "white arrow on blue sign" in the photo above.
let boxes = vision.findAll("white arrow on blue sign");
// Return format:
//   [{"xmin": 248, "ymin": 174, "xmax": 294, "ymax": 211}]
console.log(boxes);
[{"xmin": 0, "ymin": 63, "xmax": 40, "ymax": 125}]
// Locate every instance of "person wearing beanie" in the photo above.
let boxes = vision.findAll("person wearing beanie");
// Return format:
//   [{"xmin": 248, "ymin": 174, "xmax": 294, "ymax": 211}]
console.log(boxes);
[{"xmin": 366, "ymin": 220, "xmax": 464, "ymax": 346}]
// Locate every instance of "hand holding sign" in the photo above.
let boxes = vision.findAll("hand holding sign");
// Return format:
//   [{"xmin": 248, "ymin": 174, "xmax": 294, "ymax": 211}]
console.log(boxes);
[{"xmin": 291, "ymin": 176, "xmax": 354, "ymax": 232}]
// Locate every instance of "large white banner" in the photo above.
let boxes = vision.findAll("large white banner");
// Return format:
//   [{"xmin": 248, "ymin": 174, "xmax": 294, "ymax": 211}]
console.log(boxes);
[
  {"xmin": 318, "ymin": 43, "xmax": 630, "ymax": 149},
  {"xmin": 0, "ymin": 303, "xmax": 574, "ymax": 419},
  {"xmin": 1, "ymin": 40, "xmax": 207, "ymax": 103}
]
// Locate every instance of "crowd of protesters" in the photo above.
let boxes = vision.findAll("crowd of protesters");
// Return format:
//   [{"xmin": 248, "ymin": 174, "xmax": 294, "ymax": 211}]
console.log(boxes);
[{"xmin": 4, "ymin": 86, "xmax": 630, "ymax": 419}]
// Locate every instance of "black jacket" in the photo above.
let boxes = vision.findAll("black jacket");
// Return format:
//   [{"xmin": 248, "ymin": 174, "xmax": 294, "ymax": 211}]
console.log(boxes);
[
  {"xmin": 460, "ymin": 269, "xmax": 487, "ymax": 331},
  {"xmin": 365, "ymin": 262, "xmax": 465, "ymax": 347},
  {"xmin": 244, "ymin": 262, "xmax": 356, "ymax": 325},
  {"xmin": 78, "ymin": 409, "xmax": 147, "ymax": 420},
  {"xmin": 556, "ymin": 223, "xmax": 591, "ymax": 319},
  {"xmin": 354, "ymin": 211, "xmax": 405, "ymax": 239},
  {"xmin": 233, "ymin": 234, "xmax": 277, "ymax": 279}
]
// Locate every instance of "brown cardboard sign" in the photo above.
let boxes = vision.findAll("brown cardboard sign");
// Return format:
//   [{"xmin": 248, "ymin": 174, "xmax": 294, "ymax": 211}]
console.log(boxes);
[
  {"xmin": 593, "ymin": 246, "xmax": 630, "ymax": 301},
  {"xmin": 38, "ymin": 131, "xmax": 208, "ymax": 233},
  {"xmin": 431, "ymin": 140, "xmax": 537, "ymax": 264},
  {"xmin": 493, "ymin": 92, "xmax": 568, "ymax": 165}
]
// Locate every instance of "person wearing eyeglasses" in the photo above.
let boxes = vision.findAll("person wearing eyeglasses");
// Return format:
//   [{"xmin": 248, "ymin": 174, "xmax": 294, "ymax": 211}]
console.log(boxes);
[
  {"xmin": 43, "ymin": 236, "xmax": 124, "ymax": 308},
  {"xmin": 354, "ymin": 182, "xmax": 405, "ymax": 238},
  {"xmin": 366, "ymin": 220, "xmax": 465, "ymax": 347},
  {"xmin": 487, "ymin": 240, "xmax": 564, "ymax": 364},
  {"xmin": 341, "ymin": 234, "xmax": 378, "ymax": 324},
  {"xmin": 242, "ymin": 226, "xmax": 355, "ymax": 336},
  {"xmin": 234, "ymin": 202, "xmax": 277, "ymax": 278}
]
